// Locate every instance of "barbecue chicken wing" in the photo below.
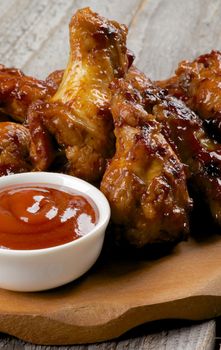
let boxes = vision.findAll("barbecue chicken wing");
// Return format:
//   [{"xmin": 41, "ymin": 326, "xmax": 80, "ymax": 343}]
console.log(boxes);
[
  {"xmin": 156, "ymin": 51, "xmax": 221, "ymax": 140},
  {"xmin": 127, "ymin": 67, "xmax": 221, "ymax": 225},
  {"xmin": 101, "ymin": 78, "xmax": 191, "ymax": 248},
  {"xmin": 0, "ymin": 65, "xmax": 60, "ymax": 123},
  {"xmin": 0, "ymin": 122, "xmax": 32, "ymax": 176},
  {"xmin": 28, "ymin": 7, "xmax": 129, "ymax": 182}
]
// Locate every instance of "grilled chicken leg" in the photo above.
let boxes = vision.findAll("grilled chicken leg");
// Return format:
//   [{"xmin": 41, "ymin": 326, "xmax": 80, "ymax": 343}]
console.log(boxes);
[
  {"xmin": 0, "ymin": 65, "xmax": 60, "ymax": 123},
  {"xmin": 127, "ymin": 67, "xmax": 221, "ymax": 226},
  {"xmin": 0, "ymin": 122, "xmax": 32, "ymax": 176},
  {"xmin": 101, "ymin": 78, "xmax": 191, "ymax": 247},
  {"xmin": 28, "ymin": 7, "xmax": 129, "ymax": 182},
  {"xmin": 156, "ymin": 51, "xmax": 221, "ymax": 140}
]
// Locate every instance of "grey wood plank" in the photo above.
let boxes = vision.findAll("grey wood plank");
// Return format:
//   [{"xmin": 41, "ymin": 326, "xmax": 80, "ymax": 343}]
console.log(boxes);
[
  {"xmin": 0, "ymin": 0, "xmax": 142, "ymax": 79},
  {"xmin": 1, "ymin": 0, "xmax": 221, "ymax": 81},
  {"xmin": 128, "ymin": 0, "xmax": 221, "ymax": 80},
  {"xmin": 0, "ymin": 320, "xmax": 215, "ymax": 350}
]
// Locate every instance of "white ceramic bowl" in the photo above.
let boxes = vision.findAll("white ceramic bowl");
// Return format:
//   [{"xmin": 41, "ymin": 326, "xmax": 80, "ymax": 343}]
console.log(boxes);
[{"xmin": 0, "ymin": 172, "xmax": 110, "ymax": 292}]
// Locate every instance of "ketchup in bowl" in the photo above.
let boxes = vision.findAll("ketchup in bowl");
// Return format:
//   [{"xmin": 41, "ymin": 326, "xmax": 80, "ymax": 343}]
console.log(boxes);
[{"xmin": 0, "ymin": 185, "xmax": 98, "ymax": 250}]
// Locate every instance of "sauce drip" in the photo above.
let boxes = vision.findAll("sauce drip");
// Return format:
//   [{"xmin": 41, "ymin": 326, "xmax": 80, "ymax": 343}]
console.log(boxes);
[{"xmin": 0, "ymin": 185, "xmax": 98, "ymax": 250}]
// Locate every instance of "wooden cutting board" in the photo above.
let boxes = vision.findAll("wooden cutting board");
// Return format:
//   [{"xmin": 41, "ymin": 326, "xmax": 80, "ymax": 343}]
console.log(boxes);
[{"xmin": 0, "ymin": 234, "xmax": 220, "ymax": 345}]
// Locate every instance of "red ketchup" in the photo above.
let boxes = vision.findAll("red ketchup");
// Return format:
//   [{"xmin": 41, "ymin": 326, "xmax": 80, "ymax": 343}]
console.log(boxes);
[{"xmin": 0, "ymin": 185, "xmax": 98, "ymax": 250}]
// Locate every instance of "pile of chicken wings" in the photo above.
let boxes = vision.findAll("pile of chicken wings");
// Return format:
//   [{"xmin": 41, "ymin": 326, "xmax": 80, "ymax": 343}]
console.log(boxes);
[{"xmin": 1, "ymin": 8, "xmax": 221, "ymax": 249}]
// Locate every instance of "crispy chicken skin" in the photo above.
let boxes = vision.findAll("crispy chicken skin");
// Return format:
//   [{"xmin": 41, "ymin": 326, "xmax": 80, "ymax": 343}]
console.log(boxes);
[
  {"xmin": 0, "ymin": 65, "xmax": 60, "ymax": 123},
  {"xmin": 28, "ymin": 7, "xmax": 129, "ymax": 182},
  {"xmin": 156, "ymin": 51, "xmax": 221, "ymax": 140},
  {"xmin": 127, "ymin": 67, "xmax": 221, "ymax": 225},
  {"xmin": 0, "ymin": 122, "xmax": 32, "ymax": 176},
  {"xmin": 101, "ymin": 78, "xmax": 191, "ymax": 247}
]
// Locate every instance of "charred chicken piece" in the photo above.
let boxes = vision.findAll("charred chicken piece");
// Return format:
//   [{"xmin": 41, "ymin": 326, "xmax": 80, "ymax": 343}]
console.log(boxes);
[
  {"xmin": 127, "ymin": 67, "xmax": 221, "ymax": 226},
  {"xmin": 0, "ymin": 122, "xmax": 32, "ymax": 176},
  {"xmin": 28, "ymin": 7, "xmax": 129, "ymax": 182},
  {"xmin": 156, "ymin": 51, "xmax": 221, "ymax": 140},
  {"xmin": 0, "ymin": 65, "xmax": 60, "ymax": 123},
  {"xmin": 101, "ymin": 78, "xmax": 191, "ymax": 248}
]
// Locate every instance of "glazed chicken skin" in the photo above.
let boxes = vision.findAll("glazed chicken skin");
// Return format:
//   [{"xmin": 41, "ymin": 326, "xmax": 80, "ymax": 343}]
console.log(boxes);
[
  {"xmin": 45, "ymin": 70, "xmax": 64, "ymax": 91},
  {"xmin": 0, "ymin": 122, "xmax": 32, "ymax": 176},
  {"xmin": 28, "ymin": 7, "xmax": 129, "ymax": 182},
  {"xmin": 0, "ymin": 65, "xmax": 61, "ymax": 123},
  {"xmin": 156, "ymin": 51, "xmax": 221, "ymax": 140},
  {"xmin": 101, "ymin": 78, "xmax": 191, "ymax": 248},
  {"xmin": 127, "ymin": 67, "xmax": 221, "ymax": 226}
]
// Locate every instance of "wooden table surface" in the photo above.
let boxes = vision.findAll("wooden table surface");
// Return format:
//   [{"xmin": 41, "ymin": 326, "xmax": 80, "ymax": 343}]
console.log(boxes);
[{"xmin": 0, "ymin": 0, "xmax": 220, "ymax": 348}]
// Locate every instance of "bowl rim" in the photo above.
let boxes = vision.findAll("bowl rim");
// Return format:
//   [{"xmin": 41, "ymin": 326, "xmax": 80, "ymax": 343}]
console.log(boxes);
[{"xmin": 0, "ymin": 172, "xmax": 110, "ymax": 256}]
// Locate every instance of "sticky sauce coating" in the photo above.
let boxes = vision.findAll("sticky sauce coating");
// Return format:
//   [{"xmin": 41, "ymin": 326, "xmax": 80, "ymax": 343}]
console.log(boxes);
[{"xmin": 0, "ymin": 185, "xmax": 98, "ymax": 250}]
